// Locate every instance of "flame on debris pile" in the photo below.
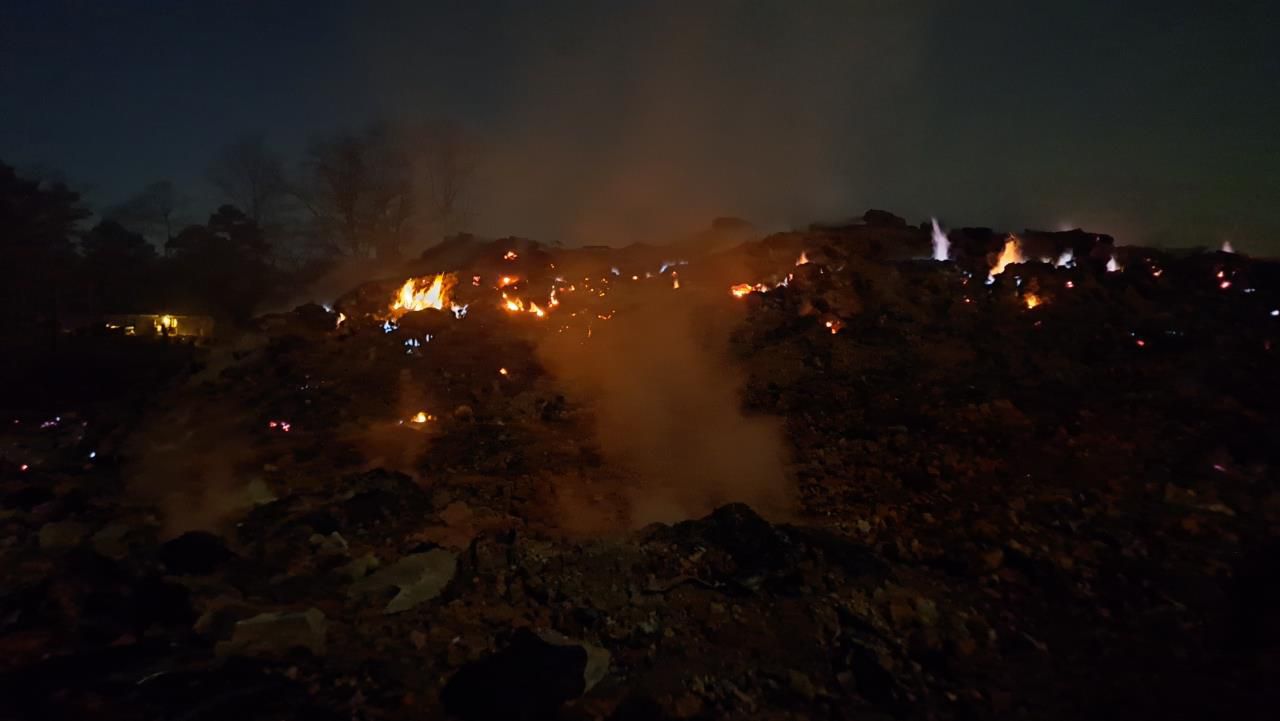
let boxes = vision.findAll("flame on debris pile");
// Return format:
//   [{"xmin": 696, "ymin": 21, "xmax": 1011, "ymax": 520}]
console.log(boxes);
[
  {"xmin": 390, "ymin": 273, "xmax": 456, "ymax": 316},
  {"xmin": 1024, "ymin": 293, "xmax": 1043, "ymax": 309},
  {"xmin": 987, "ymin": 235, "xmax": 1024, "ymax": 284}
]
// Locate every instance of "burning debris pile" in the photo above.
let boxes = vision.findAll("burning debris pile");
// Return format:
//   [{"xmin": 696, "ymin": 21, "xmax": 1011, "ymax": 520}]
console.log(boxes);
[{"xmin": 2, "ymin": 211, "xmax": 1279, "ymax": 720}]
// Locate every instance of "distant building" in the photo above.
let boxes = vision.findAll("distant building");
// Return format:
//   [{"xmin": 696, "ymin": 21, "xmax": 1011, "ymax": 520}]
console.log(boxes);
[{"xmin": 102, "ymin": 313, "xmax": 215, "ymax": 339}]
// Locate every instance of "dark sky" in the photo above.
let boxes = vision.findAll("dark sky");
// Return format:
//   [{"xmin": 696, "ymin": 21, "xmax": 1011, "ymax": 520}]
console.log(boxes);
[{"xmin": 3, "ymin": 0, "xmax": 1278, "ymax": 251}]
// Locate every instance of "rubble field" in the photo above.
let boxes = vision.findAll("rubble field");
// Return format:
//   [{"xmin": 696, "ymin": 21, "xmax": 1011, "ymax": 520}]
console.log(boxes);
[{"xmin": 2, "ymin": 216, "xmax": 1278, "ymax": 720}]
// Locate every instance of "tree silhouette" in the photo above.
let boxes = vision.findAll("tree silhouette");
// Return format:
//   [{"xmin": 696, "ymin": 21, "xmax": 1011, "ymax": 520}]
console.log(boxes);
[
  {"xmin": 208, "ymin": 134, "xmax": 288, "ymax": 227},
  {"xmin": 80, "ymin": 219, "xmax": 157, "ymax": 312},
  {"xmin": 105, "ymin": 180, "xmax": 185, "ymax": 244},
  {"xmin": 0, "ymin": 161, "xmax": 90, "ymax": 347}
]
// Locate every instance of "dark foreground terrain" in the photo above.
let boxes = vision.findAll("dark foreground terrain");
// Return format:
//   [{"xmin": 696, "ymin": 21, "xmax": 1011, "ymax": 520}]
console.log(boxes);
[{"xmin": 2, "ymin": 216, "xmax": 1278, "ymax": 720}]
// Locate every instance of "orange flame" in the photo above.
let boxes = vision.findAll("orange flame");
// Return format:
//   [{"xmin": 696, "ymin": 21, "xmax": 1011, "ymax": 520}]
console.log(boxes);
[
  {"xmin": 1024, "ymin": 293, "xmax": 1043, "ymax": 309},
  {"xmin": 391, "ymin": 273, "xmax": 455, "ymax": 316},
  {"xmin": 988, "ymin": 235, "xmax": 1024, "ymax": 282}
]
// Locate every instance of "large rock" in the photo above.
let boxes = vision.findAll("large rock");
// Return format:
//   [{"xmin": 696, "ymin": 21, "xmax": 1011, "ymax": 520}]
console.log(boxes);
[
  {"xmin": 348, "ymin": 549, "xmax": 457, "ymax": 614},
  {"xmin": 215, "ymin": 608, "xmax": 327, "ymax": 658}
]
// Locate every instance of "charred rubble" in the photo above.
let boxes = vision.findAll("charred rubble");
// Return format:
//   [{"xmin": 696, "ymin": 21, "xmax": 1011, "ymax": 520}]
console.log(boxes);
[{"xmin": 1, "ymin": 211, "xmax": 1278, "ymax": 720}]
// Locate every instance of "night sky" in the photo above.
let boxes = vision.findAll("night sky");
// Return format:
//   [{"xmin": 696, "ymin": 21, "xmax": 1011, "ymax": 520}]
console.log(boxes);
[{"xmin": 3, "ymin": 0, "xmax": 1277, "ymax": 251}]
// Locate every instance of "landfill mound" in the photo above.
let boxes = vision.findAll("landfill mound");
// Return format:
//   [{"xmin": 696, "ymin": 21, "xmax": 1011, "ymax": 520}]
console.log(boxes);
[{"xmin": 2, "ymin": 213, "xmax": 1278, "ymax": 720}]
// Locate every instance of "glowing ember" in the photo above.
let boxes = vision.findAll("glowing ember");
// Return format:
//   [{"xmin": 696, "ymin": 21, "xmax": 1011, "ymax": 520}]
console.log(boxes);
[
  {"xmin": 1065, "ymin": 280, "xmax": 1075, "ymax": 289},
  {"xmin": 1219, "ymin": 280, "xmax": 1232, "ymax": 290},
  {"xmin": 268, "ymin": 420, "xmax": 292, "ymax": 432},
  {"xmin": 503, "ymin": 250, "xmax": 519, "ymax": 260},
  {"xmin": 20, "ymin": 464, "xmax": 29, "ymax": 472},
  {"xmin": 498, "ymin": 275, "xmax": 518, "ymax": 288},
  {"xmin": 672, "ymin": 272, "xmax": 680, "ymax": 290},
  {"xmin": 930, "ymin": 218, "xmax": 949, "ymax": 261},
  {"xmin": 1024, "ymin": 293, "xmax": 1043, "ymax": 309},
  {"xmin": 498, "ymin": 367, "xmax": 509, "ymax": 376},
  {"xmin": 409, "ymin": 411, "xmax": 435, "ymax": 424},
  {"xmin": 987, "ymin": 235, "xmax": 1024, "ymax": 283},
  {"xmin": 391, "ymin": 273, "xmax": 455, "ymax": 316},
  {"xmin": 824, "ymin": 318, "xmax": 844, "ymax": 334}
]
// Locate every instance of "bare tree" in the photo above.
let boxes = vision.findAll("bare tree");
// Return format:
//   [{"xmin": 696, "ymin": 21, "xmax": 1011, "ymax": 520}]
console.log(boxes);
[
  {"xmin": 208, "ymin": 134, "xmax": 288, "ymax": 227},
  {"xmin": 411, "ymin": 120, "xmax": 479, "ymax": 234},
  {"xmin": 296, "ymin": 125, "xmax": 413, "ymax": 260},
  {"xmin": 104, "ymin": 180, "xmax": 185, "ymax": 244}
]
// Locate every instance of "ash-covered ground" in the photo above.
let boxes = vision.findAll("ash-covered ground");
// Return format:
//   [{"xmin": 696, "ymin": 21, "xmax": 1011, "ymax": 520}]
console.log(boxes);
[{"xmin": 2, "ymin": 213, "xmax": 1278, "ymax": 720}]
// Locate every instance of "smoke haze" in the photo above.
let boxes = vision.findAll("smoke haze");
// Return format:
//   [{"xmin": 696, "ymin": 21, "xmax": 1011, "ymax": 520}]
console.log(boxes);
[{"xmin": 537, "ymin": 287, "xmax": 791, "ymax": 526}]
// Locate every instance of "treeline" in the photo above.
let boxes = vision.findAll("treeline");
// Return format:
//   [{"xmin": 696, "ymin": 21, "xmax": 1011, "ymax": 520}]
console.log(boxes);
[{"xmin": 0, "ymin": 121, "xmax": 479, "ymax": 341}]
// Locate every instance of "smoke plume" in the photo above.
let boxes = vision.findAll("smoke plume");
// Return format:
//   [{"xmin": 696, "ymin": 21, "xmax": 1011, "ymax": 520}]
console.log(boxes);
[{"xmin": 537, "ymin": 287, "xmax": 792, "ymax": 526}]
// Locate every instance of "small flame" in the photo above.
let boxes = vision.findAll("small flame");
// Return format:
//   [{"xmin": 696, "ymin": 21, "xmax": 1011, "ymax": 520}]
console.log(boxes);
[
  {"xmin": 498, "ymin": 275, "xmax": 518, "ymax": 288},
  {"xmin": 1055, "ymin": 249, "xmax": 1074, "ymax": 267},
  {"xmin": 503, "ymin": 250, "xmax": 519, "ymax": 260},
  {"xmin": 1221, "ymin": 240, "xmax": 1235, "ymax": 254},
  {"xmin": 672, "ymin": 272, "xmax": 680, "ymax": 290},
  {"xmin": 987, "ymin": 235, "xmax": 1024, "ymax": 283},
  {"xmin": 410, "ymin": 411, "xmax": 434, "ymax": 424},
  {"xmin": 797, "ymin": 251, "xmax": 812, "ymax": 266},
  {"xmin": 730, "ymin": 282, "xmax": 773, "ymax": 298},
  {"xmin": 498, "ymin": 367, "xmax": 509, "ymax": 376},
  {"xmin": 335, "ymin": 312, "xmax": 346, "ymax": 328},
  {"xmin": 391, "ymin": 273, "xmax": 455, "ymax": 315},
  {"xmin": 930, "ymin": 218, "xmax": 950, "ymax": 262},
  {"xmin": 824, "ymin": 318, "xmax": 844, "ymax": 334},
  {"xmin": 1106, "ymin": 256, "xmax": 1122, "ymax": 273},
  {"xmin": 1024, "ymin": 293, "xmax": 1042, "ymax": 309}
]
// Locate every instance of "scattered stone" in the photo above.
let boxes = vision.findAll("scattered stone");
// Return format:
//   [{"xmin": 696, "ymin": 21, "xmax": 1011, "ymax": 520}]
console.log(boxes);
[
  {"xmin": 216, "ymin": 607, "xmax": 327, "ymax": 658},
  {"xmin": 348, "ymin": 549, "xmax": 457, "ymax": 614},
  {"xmin": 38, "ymin": 520, "xmax": 89, "ymax": 550}
]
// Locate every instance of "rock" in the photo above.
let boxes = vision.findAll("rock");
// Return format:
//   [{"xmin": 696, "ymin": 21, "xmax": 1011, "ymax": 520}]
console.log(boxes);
[
  {"xmin": 89, "ymin": 523, "xmax": 132, "ymax": 559},
  {"xmin": 39, "ymin": 521, "xmax": 89, "ymax": 550},
  {"xmin": 788, "ymin": 669, "xmax": 817, "ymax": 700},
  {"xmin": 339, "ymin": 552, "xmax": 380, "ymax": 580},
  {"xmin": 441, "ymin": 628, "xmax": 609, "ymax": 721},
  {"xmin": 215, "ymin": 607, "xmax": 327, "ymax": 658},
  {"xmin": 309, "ymin": 531, "xmax": 348, "ymax": 555},
  {"xmin": 348, "ymin": 549, "xmax": 457, "ymax": 614},
  {"xmin": 159, "ymin": 531, "xmax": 237, "ymax": 575}
]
